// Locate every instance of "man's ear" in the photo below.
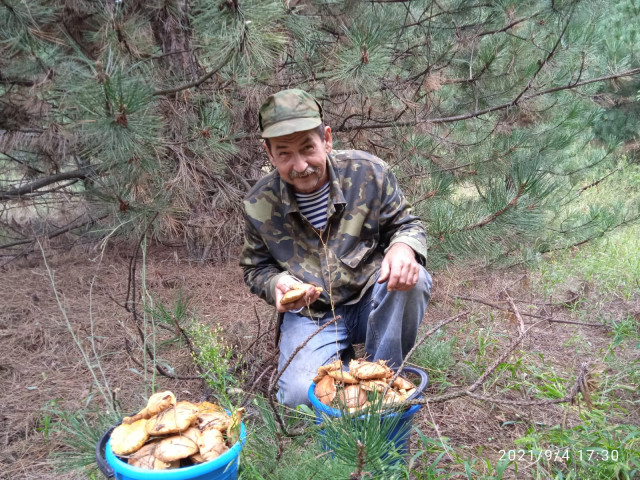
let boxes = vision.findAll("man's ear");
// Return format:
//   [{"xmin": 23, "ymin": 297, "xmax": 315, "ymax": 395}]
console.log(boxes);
[
  {"xmin": 263, "ymin": 140, "xmax": 276, "ymax": 166},
  {"xmin": 324, "ymin": 126, "xmax": 333, "ymax": 152}
]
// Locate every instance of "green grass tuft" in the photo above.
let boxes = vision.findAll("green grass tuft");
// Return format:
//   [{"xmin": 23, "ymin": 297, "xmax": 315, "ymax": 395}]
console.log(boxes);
[{"xmin": 538, "ymin": 224, "xmax": 640, "ymax": 300}]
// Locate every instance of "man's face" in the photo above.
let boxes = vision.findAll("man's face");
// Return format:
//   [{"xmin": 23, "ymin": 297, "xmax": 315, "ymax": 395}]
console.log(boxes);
[{"xmin": 264, "ymin": 126, "xmax": 332, "ymax": 194}]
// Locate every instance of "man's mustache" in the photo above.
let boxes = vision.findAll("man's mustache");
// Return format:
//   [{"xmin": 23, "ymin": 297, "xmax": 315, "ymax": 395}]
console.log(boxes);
[{"xmin": 289, "ymin": 167, "xmax": 319, "ymax": 180}]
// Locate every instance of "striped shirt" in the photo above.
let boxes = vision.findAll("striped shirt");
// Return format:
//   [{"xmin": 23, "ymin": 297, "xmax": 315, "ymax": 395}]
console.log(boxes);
[{"xmin": 295, "ymin": 181, "xmax": 330, "ymax": 230}]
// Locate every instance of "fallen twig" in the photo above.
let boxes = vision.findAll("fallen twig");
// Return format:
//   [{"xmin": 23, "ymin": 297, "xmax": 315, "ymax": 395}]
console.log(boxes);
[
  {"xmin": 469, "ymin": 320, "xmax": 547, "ymax": 392},
  {"xmin": 240, "ymin": 365, "xmax": 276, "ymax": 408},
  {"xmin": 450, "ymin": 294, "xmax": 607, "ymax": 328},
  {"xmin": 398, "ymin": 360, "xmax": 592, "ymax": 408},
  {"xmin": 239, "ymin": 305, "xmax": 272, "ymax": 358},
  {"xmin": 510, "ymin": 291, "xmax": 582, "ymax": 307},
  {"xmin": 504, "ymin": 291, "xmax": 525, "ymax": 335}
]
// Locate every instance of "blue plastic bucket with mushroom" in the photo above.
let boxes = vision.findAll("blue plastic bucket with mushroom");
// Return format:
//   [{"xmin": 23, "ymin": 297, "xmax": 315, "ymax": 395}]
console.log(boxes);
[
  {"xmin": 308, "ymin": 365, "xmax": 428, "ymax": 460},
  {"xmin": 96, "ymin": 422, "xmax": 246, "ymax": 480}
]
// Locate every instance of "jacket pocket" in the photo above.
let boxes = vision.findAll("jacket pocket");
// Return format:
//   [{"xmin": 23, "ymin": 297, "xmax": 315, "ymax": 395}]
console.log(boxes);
[{"xmin": 339, "ymin": 239, "xmax": 376, "ymax": 269}]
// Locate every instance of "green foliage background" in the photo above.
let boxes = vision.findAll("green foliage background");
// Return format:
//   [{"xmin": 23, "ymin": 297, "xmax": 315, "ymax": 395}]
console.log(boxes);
[{"xmin": 1, "ymin": 0, "xmax": 639, "ymax": 265}]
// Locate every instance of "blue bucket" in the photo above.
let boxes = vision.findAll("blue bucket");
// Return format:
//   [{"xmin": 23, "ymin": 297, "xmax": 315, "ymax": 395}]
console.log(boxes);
[
  {"xmin": 308, "ymin": 366, "xmax": 428, "ymax": 457},
  {"xmin": 96, "ymin": 422, "xmax": 246, "ymax": 480}
]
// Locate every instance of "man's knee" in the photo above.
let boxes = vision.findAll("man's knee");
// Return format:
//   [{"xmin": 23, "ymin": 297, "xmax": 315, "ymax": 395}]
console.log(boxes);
[
  {"xmin": 276, "ymin": 378, "xmax": 312, "ymax": 408},
  {"xmin": 415, "ymin": 266, "xmax": 432, "ymax": 302},
  {"xmin": 419, "ymin": 264, "xmax": 432, "ymax": 286}
]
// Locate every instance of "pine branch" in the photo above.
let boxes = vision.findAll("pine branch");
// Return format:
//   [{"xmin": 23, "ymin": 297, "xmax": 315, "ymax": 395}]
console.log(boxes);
[
  {"xmin": 476, "ymin": 14, "xmax": 535, "ymax": 38},
  {"xmin": 538, "ymin": 214, "xmax": 640, "ymax": 255},
  {"xmin": 0, "ymin": 164, "xmax": 105, "ymax": 200},
  {"xmin": 153, "ymin": 49, "xmax": 235, "ymax": 96},
  {"xmin": 1, "ymin": 151, "xmax": 46, "ymax": 174},
  {"xmin": 337, "ymin": 67, "xmax": 640, "ymax": 131},
  {"xmin": 432, "ymin": 67, "xmax": 640, "ymax": 123},
  {"xmin": 512, "ymin": 15, "xmax": 571, "ymax": 106},
  {"xmin": 428, "ymin": 182, "xmax": 527, "ymax": 252},
  {"xmin": 577, "ymin": 168, "xmax": 620, "ymax": 195},
  {"xmin": 0, "ymin": 213, "xmax": 109, "ymax": 250},
  {"xmin": 460, "ymin": 181, "xmax": 526, "ymax": 232}
]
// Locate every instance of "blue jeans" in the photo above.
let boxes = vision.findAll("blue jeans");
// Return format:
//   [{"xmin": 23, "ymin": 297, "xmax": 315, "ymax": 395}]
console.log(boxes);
[{"xmin": 276, "ymin": 266, "xmax": 432, "ymax": 407}]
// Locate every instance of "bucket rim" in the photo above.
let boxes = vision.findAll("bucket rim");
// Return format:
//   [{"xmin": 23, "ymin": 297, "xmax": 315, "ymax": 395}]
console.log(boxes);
[{"xmin": 104, "ymin": 422, "xmax": 246, "ymax": 479}]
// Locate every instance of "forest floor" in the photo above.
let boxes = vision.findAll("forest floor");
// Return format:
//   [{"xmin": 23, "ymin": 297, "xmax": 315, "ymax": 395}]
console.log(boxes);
[{"xmin": 1, "ymin": 242, "xmax": 638, "ymax": 479}]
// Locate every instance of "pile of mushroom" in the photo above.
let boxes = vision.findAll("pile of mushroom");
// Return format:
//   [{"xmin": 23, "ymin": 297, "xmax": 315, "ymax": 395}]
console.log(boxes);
[
  {"xmin": 313, "ymin": 359, "xmax": 416, "ymax": 412},
  {"xmin": 109, "ymin": 391, "xmax": 243, "ymax": 470}
]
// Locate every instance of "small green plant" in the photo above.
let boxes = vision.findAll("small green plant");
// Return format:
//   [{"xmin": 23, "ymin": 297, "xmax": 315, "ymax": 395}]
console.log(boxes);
[
  {"xmin": 47, "ymin": 405, "xmax": 121, "ymax": 475},
  {"xmin": 36, "ymin": 411, "xmax": 53, "ymax": 445},
  {"xmin": 147, "ymin": 292, "xmax": 193, "ymax": 348},
  {"xmin": 513, "ymin": 410, "xmax": 640, "ymax": 479},
  {"xmin": 411, "ymin": 430, "xmax": 452, "ymax": 479},
  {"xmin": 609, "ymin": 315, "xmax": 639, "ymax": 349},
  {"xmin": 190, "ymin": 321, "xmax": 239, "ymax": 405},
  {"xmin": 316, "ymin": 395, "xmax": 410, "ymax": 479},
  {"xmin": 412, "ymin": 329, "xmax": 456, "ymax": 390},
  {"xmin": 240, "ymin": 395, "xmax": 354, "ymax": 479},
  {"xmin": 521, "ymin": 363, "xmax": 568, "ymax": 400},
  {"xmin": 475, "ymin": 323, "xmax": 499, "ymax": 360}
]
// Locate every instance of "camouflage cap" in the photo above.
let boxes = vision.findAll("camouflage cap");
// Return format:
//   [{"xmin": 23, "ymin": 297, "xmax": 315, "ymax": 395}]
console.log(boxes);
[{"xmin": 258, "ymin": 89, "xmax": 323, "ymax": 138}]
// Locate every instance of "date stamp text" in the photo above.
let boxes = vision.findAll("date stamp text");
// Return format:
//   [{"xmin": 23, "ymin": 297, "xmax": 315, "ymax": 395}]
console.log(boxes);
[{"xmin": 499, "ymin": 447, "xmax": 620, "ymax": 464}]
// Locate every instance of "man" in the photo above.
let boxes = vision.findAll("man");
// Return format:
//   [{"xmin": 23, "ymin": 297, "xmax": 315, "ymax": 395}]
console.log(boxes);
[{"xmin": 240, "ymin": 89, "xmax": 432, "ymax": 407}]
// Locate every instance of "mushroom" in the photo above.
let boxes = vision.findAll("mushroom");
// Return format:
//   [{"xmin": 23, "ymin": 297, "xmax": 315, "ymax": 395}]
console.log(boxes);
[
  {"xmin": 337, "ymin": 385, "xmax": 367, "ymax": 409},
  {"xmin": 314, "ymin": 374, "xmax": 337, "ymax": 405},
  {"xmin": 349, "ymin": 359, "xmax": 393, "ymax": 380},
  {"xmin": 110, "ymin": 418, "xmax": 149, "ymax": 456},
  {"xmin": 122, "ymin": 391, "xmax": 176, "ymax": 424},
  {"xmin": 145, "ymin": 401, "xmax": 200, "ymax": 436},
  {"xmin": 154, "ymin": 427, "xmax": 200, "ymax": 463}
]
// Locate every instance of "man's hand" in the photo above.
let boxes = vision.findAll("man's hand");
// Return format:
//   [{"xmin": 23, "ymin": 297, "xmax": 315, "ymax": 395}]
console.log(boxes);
[
  {"xmin": 275, "ymin": 276, "xmax": 322, "ymax": 313},
  {"xmin": 378, "ymin": 242, "xmax": 420, "ymax": 291}
]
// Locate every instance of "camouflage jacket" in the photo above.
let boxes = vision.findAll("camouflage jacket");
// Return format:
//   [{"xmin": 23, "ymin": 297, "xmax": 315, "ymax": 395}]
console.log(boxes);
[{"xmin": 239, "ymin": 150, "xmax": 427, "ymax": 317}]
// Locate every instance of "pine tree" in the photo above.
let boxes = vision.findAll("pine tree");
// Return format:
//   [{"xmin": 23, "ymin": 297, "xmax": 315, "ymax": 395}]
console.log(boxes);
[{"xmin": 1, "ymin": 0, "xmax": 638, "ymax": 265}]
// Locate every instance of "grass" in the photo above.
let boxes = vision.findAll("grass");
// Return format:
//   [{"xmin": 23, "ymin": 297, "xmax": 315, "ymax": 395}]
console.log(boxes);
[
  {"xmin": 512, "ymin": 410, "xmax": 640, "ymax": 479},
  {"xmin": 411, "ymin": 329, "xmax": 457, "ymax": 391},
  {"xmin": 46, "ymin": 405, "xmax": 121, "ymax": 476},
  {"xmin": 538, "ymin": 222, "xmax": 640, "ymax": 301},
  {"xmin": 509, "ymin": 219, "xmax": 640, "ymax": 479}
]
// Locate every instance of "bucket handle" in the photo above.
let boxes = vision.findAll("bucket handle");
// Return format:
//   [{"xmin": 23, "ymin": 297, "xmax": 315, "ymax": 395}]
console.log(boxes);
[
  {"xmin": 95, "ymin": 426, "xmax": 116, "ymax": 478},
  {"xmin": 396, "ymin": 366, "xmax": 429, "ymax": 401}
]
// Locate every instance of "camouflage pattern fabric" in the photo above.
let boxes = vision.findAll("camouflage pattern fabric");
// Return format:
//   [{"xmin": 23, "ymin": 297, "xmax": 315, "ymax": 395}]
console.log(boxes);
[
  {"xmin": 240, "ymin": 150, "xmax": 427, "ymax": 318},
  {"xmin": 258, "ymin": 89, "xmax": 323, "ymax": 138}
]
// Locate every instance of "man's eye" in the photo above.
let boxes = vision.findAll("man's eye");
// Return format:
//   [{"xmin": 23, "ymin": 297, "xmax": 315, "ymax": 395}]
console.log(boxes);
[{"xmin": 304, "ymin": 146, "xmax": 314, "ymax": 152}]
